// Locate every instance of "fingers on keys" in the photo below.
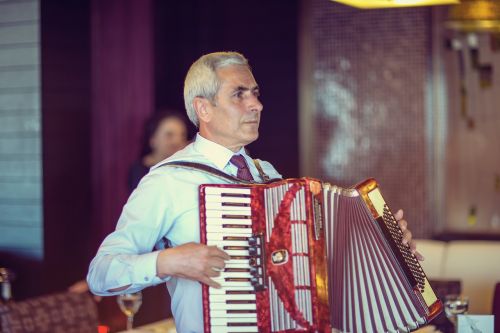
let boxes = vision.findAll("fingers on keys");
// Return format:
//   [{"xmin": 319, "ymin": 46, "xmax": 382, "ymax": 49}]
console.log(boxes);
[
  {"xmin": 395, "ymin": 215, "xmax": 425, "ymax": 260},
  {"xmin": 206, "ymin": 258, "xmax": 226, "ymax": 278},
  {"xmin": 207, "ymin": 245, "xmax": 231, "ymax": 260},
  {"xmin": 204, "ymin": 246, "xmax": 229, "ymax": 288},
  {"xmin": 398, "ymin": 217, "xmax": 413, "ymax": 248}
]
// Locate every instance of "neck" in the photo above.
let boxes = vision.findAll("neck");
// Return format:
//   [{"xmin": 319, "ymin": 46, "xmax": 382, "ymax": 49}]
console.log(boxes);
[{"xmin": 199, "ymin": 130, "xmax": 242, "ymax": 153}]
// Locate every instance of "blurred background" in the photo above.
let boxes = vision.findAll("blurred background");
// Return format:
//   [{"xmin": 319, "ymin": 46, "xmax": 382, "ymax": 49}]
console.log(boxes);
[{"xmin": 0, "ymin": 0, "xmax": 499, "ymax": 331}]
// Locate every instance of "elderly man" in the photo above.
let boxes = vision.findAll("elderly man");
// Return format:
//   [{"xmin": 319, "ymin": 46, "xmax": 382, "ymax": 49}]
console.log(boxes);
[{"xmin": 87, "ymin": 52, "xmax": 417, "ymax": 333}]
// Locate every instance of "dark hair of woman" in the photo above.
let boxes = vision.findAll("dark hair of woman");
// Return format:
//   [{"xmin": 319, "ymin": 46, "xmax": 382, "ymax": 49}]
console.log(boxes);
[
  {"xmin": 139, "ymin": 110, "xmax": 189, "ymax": 158},
  {"xmin": 128, "ymin": 109, "xmax": 189, "ymax": 192}
]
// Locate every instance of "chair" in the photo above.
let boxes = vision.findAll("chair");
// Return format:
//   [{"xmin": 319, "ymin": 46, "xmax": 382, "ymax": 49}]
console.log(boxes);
[
  {"xmin": 442, "ymin": 241, "xmax": 500, "ymax": 314},
  {"xmin": 417, "ymin": 239, "xmax": 500, "ymax": 314},
  {"xmin": 417, "ymin": 239, "xmax": 448, "ymax": 278},
  {"xmin": 0, "ymin": 291, "xmax": 98, "ymax": 333}
]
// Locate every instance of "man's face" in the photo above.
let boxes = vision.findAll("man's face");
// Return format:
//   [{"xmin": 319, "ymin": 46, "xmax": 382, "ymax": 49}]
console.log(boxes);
[{"xmin": 202, "ymin": 65, "xmax": 263, "ymax": 151}]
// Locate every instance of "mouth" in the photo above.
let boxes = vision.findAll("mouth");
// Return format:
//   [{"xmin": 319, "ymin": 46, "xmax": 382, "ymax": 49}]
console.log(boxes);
[{"xmin": 243, "ymin": 120, "xmax": 259, "ymax": 125}]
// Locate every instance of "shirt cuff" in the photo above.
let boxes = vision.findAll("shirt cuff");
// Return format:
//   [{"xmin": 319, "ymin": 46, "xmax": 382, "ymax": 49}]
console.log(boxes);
[{"xmin": 132, "ymin": 250, "xmax": 170, "ymax": 285}]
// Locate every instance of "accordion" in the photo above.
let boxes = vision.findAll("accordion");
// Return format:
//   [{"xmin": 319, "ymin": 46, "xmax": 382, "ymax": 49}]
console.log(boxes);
[{"xmin": 199, "ymin": 178, "xmax": 443, "ymax": 333}]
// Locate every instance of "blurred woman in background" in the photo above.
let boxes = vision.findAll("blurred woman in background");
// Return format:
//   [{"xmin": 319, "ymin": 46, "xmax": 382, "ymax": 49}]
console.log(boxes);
[{"xmin": 128, "ymin": 110, "xmax": 189, "ymax": 191}]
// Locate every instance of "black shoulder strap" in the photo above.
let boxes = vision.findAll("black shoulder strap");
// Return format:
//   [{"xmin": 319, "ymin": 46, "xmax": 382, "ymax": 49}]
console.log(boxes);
[
  {"xmin": 159, "ymin": 160, "xmax": 281, "ymax": 184},
  {"xmin": 159, "ymin": 161, "xmax": 251, "ymax": 184}
]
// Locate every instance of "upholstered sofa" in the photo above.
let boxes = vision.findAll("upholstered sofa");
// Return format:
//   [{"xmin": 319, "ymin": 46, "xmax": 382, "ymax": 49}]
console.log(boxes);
[{"xmin": 416, "ymin": 239, "xmax": 500, "ymax": 315}]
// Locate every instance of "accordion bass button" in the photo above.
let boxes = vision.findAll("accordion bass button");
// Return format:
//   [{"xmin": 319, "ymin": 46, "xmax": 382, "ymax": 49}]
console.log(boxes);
[
  {"xmin": 248, "ymin": 247, "xmax": 259, "ymax": 256},
  {"xmin": 248, "ymin": 236, "xmax": 257, "ymax": 246},
  {"xmin": 251, "ymin": 277, "xmax": 265, "ymax": 291}
]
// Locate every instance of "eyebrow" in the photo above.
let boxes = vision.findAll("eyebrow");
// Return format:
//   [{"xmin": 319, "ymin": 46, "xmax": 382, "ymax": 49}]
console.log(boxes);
[{"xmin": 233, "ymin": 85, "xmax": 260, "ymax": 93}]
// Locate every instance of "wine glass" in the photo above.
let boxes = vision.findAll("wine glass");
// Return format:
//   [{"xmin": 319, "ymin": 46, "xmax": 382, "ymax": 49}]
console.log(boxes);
[
  {"xmin": 444, "ymin": 294, "xmax": 469, "ymax": 331},
  {"xmin": 117, "ymin": 291, "xmax": 143, "ymax": 331}
]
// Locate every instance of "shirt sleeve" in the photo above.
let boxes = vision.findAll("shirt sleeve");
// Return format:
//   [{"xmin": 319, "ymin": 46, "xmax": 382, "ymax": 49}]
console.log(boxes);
[{"xmin": 87, "ymin": 172, "xmax": 173, "ymax": 296}]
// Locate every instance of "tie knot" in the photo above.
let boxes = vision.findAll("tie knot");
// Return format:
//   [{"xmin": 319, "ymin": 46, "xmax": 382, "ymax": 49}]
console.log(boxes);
[
  {"xmin": 230, "ymin": 154, "xmax": 247, "ymax": 169},
  {"xmin": 230, "ymin": 154, "xmax": 254, "ymax": 181}
]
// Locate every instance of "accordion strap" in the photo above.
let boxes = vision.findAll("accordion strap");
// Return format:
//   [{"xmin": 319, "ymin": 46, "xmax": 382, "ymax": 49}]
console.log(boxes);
[
  {"xmin": 160, "ymin": 161, "xmax": 251, "ymax": 184},
  {"xmin": 160, "ymin": 161, "xmax": 279, "ymax": 184},
  {"xmin": 253, "ymin": 159, "xmax": 271, "ymax": 182}
]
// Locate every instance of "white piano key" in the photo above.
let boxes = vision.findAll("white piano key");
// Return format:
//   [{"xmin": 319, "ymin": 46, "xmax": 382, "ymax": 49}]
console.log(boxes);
[
  {"xmin": 211, "ymin": 317, "xmax": 258, "ymax": 325},
  {"xmin": 226, "ymin": 259, "xmax": 252, "ymax": 265},
  {"xmin": 224, "ymin": 262, "xmax": 252, "ymax": 269},
  {"xmin": 208, "ymin": 326, "xmax": 259, "ymax": 333},
  {"xmin": 216, "ymin": 271, "xmax": 252, "ymax": 279},
  {"xmin": 211, "ymin": 279, "xmax": 252, "ymax": 288},
  {"xmin": 204, "ymin": 187, "xmax": 251, "ymax": 195},
  {"xmin": 204, "ymin": 195, "xmax": 251, "ymax": 204},
  {"xmin": 206, "ymin": 226, "xmax": 252, "ymax": 234},
  {"xmin": 209, "ymin": 293, "xmax": 256, "ymax": 302},
  {"xmin": 210, "ymin": 302, "xmax": 256, "ymax": 310},
  {"xmin": 206, "ymin": 239, "xmax": 249, "ymax": 247},
  {"xmin": 210, "ymin": 311, "xmax": 257, "ymax": 318},
  {"xmin": 205, "ymin": 202, "xmax": 252, "ymax": 211},
  {"xmin": 224, "ymin": 249, "xmax": 250, "ymax": 257},
  {"xmin": 206, "ymin": 210, "xmax": 252, "ymax": 218},
  {"xmin": 206, "ymin": 233, "xmax": 249, "ymax": 241},
  {"xmin": 208, "ymin": 286, "xmax": 254, "ymax": 294},
  {"xmin": 206, "ymin": 218, "xmax": 252, "ymax": 226}
]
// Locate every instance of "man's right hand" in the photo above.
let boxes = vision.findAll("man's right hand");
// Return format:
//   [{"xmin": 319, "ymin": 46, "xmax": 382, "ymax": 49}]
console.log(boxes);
[{"xmin": 156, "ymin": 242, "xmax": 231, "ymax": 288}]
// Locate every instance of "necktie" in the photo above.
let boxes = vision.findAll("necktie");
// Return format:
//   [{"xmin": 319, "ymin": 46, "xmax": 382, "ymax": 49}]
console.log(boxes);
[{"xmin": 230, "ymin": 154, "xmax": 254, "ymax": 181}]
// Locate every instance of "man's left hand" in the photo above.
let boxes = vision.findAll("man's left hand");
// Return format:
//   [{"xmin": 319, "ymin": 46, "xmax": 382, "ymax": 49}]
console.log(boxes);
[{"xmin": 394, "ymin": 209, "xmax": 425, "ymax": 261}]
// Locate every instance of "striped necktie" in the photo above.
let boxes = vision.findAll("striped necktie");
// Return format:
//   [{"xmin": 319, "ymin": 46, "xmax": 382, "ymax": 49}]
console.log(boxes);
[{"xmin": 230, "ymin": 154, "xmax": 254, "ymax": 181}]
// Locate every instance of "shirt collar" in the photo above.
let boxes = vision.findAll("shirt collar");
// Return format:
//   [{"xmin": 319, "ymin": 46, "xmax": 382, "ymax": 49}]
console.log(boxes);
[{"xmin": 193, "ymin": 133, "xmax": 248, "ymax": 170}]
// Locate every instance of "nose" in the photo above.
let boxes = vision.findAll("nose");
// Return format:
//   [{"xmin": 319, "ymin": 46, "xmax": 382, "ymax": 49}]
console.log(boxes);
[{"xmin": 247, "ymin": 95, "xmax": 263, "ymax": 113}]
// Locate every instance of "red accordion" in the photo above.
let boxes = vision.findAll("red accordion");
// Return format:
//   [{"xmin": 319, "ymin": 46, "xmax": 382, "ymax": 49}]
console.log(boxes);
[{"xmin": 199, "ymin": 178, "xmax": 442, "ymax": 333}]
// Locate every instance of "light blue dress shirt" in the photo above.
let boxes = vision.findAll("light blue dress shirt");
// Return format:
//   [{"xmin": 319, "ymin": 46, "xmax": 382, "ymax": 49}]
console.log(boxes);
[{"xmin": 87, "ymin": 133, "xmax": 282, "ymax": 333}]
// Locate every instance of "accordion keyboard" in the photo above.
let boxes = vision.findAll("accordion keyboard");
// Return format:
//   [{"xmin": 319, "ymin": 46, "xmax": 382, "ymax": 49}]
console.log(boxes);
[{"xmin": 204, "ymin": 187, "xmax": 260, "ymax": 333}]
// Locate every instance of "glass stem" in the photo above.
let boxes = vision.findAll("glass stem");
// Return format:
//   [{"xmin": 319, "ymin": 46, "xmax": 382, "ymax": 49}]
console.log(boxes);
[{"xmin": 127, "ymin": 315, "xmax": 134, "ymax": 330}]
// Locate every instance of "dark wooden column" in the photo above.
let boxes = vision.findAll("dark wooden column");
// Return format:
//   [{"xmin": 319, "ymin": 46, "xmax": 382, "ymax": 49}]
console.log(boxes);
[
  {"xmin": 90, "ymin": 0, "xmax": 154, "ymax": 245},
  {"xmin": 41, "ymin": 0, "xmax": 92, "ymax": 294}
]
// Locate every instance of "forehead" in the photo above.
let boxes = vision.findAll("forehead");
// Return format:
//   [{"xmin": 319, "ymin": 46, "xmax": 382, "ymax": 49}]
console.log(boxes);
[{"xmin": 216, "ymin": 65, "xmax": 258, "ymax": 89}]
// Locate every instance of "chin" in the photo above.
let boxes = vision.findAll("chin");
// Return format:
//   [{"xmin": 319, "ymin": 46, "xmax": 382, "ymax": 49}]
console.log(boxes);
[{"xmin": 241, "ymin": 131, "xmax": 259, "ymax": 146}]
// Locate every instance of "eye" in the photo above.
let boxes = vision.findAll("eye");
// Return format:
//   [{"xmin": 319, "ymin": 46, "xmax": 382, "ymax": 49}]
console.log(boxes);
[{"xmin": 235, "ymin": 91, "xmax": 244, "ymax": 99}]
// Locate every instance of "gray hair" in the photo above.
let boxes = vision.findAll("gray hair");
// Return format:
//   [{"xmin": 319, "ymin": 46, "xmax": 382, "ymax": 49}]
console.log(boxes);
[{"xmin": 183, "ymin": 52, "xmax": 249, "ymax": 127}]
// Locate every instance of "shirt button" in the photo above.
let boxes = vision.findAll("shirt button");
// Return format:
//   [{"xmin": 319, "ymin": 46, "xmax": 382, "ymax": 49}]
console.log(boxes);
[{"xmin": 144, "ymin": 276, "xmax": 149, "ymax": 281}]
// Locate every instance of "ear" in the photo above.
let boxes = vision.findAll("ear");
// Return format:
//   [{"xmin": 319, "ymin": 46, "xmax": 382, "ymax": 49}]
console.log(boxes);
[{"xmin": 193, "ymin": 97, "xmax": 213, "ymax": 124}]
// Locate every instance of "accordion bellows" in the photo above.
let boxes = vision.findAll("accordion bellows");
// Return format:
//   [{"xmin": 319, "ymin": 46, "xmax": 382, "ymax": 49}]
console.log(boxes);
[{"xmin": 199, "ymin": 178, "xmax": 443, "ymax": 333}]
